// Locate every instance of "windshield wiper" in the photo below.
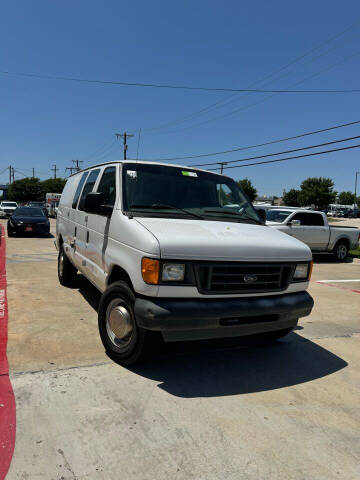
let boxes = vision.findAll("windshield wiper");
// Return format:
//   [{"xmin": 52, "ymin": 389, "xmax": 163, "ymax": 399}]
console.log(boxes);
[
  {"xmin": 204, "ymin": 209, "xmax": 263, "ymax": 225},
  {"xmin": 130, "ymin": 203, "xmax": 204, "ymax": 220}
]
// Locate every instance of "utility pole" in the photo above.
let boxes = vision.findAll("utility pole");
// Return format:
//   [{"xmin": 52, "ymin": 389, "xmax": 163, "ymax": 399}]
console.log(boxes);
[
  {"xmin": 72, "ymin": 159, "xmax": 83, "ymax": 172},
  {"xmin": 8, "ymin": 166, "xmax": 14, "ymax": 184},
  {"xmin": 115, "ymin": 132, "xmax": 134, "ymax": 160},
  {"xmin": 32, "ymin": 168, "xmax": 35, "ymax": 178},
  {"xmin": 66, "ymin": 167, "xmax": 77, "ymax": 176},
  {"xmin": 51, "ymin": 164, "xmax": 58, "ymax": 179},
  {"xmin": 355, "ymin": 171, "xmax": 360, "ymax": 202},
  {"xmin": 219, "ymin": 162, "xmax": 227, "ymax": 174}
]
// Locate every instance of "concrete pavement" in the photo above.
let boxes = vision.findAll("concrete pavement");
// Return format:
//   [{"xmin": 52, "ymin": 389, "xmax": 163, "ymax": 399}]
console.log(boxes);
[{"xmin": 2, "ymin": 219, "xmax": 360, "ymax": 479}]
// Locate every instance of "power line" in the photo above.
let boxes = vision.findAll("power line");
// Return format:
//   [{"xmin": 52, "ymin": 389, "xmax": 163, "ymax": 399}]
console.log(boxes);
[
  {"xmin": 2, "ymin": 69, "xmax": 360, "ymax": 94},
  {"xmin": 143, "ymin": 20, "xmax": 360, "ymax": 132},
  {"xmin": 188, "ymin": 135, "xmax": 360, "ymax": 169},
  {"xmin": 143, "ymin": 119, "xmax": 360, "ymax": 162},
  {"xmin": 209, "ymin": 143, "xmax": 360, "ymax": 171},
  {"xmin": 160, "ymin": 50, "xmax": 360, "ymax": 135}
]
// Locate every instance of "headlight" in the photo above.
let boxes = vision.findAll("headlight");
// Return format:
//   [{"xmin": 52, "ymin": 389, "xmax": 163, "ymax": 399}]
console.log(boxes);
[
  {"xmin": 293, "ymin": 262, "xmax": 312, "ymax": 281},
  {"xmin": 162, "ymin": 263, "xmax": 185, "ymax": 282}
]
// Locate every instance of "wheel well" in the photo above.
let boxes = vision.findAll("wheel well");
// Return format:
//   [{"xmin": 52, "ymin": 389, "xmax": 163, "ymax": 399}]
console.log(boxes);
[
  {"xmin": 335, "ymin": 238, "xmax": 349, "ymax": 249},
  {"xmin": 107, "ymin": 266, "xmax": 134, "ymax": 290}
]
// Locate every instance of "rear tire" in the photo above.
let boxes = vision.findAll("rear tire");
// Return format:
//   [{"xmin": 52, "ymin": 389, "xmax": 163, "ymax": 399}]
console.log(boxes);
[
  {"xmin": 58, "ymin": 245, "xmax": 78, "ymax": 287},
  {"xmin": 333, "ymin": 241, "xmax": 348, "ymax": 262},
  {"xmin": 98, "ymin": 281, "xmax": 154, "ymax": 365}
]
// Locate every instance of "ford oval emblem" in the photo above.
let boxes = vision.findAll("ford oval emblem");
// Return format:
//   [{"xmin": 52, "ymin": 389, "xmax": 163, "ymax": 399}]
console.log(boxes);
[{"xmin": 244, "ymin": 274, "xmax": 257, "ymax": 283}]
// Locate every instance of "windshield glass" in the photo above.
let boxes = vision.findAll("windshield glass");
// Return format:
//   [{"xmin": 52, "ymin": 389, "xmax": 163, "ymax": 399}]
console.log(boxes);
[
  {"xmin": 2, "ymin": 202, "xmax": 17, "ymax": 207},
  {"xmin": 14, "ymin": 207, "xmax": 45, "ymax": 217},
  {"xmin": 122, "ymin": 163, "xmax": 261, "ymax": 223},
  {"xmin": 265, "ymin": 210, "xmax": 292, "ymax": 223}
]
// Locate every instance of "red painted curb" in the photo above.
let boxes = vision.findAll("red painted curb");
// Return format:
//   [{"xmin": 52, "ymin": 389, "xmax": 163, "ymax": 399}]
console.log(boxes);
[{"xmin": 0, "ymin": 226, "xmax": 16, "ymax": 480}]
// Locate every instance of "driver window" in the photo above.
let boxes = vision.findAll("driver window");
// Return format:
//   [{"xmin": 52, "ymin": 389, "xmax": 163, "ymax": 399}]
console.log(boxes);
[{"xmin": 217, "ymin": 184, "xmax": 236, "ymax": 206}]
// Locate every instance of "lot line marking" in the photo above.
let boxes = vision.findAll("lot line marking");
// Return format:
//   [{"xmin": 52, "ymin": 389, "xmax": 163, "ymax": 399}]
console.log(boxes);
[
  {"xmin": 318, "ymin": 279, "xmax": 360, "ymax": 283},
  {"xmin": 316, "ymin": 281, "xmax": 360, "ymax": 294},
  {"xmin": 0, "ymin": 225, "xmax": 16, "ymax": 480}
]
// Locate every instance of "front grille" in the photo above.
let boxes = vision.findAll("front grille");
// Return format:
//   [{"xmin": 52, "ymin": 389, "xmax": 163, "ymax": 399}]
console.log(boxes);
[{"xmin": 194, "ymin": 262, "xmax": 294, "ymax": 294}]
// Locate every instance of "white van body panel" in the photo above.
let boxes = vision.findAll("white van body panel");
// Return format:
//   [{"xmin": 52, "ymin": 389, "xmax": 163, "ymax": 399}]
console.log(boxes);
[
  {"xmin": 135, "ymin": 217, "xmax": 312, "ymax": 262},
  {"xmin": 57, "ymin": 160, "xmax": 312, "ymax": 300}
]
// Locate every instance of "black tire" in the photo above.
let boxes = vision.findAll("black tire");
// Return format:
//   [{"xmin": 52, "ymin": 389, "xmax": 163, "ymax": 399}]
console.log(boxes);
[
  {"xmin": 333, "ymin": 241, "xmax": 348, "ymax": 262},
  {"xmin": 7, "ymin": 229, "xmax": 14, "ymax": 237},
  {"xmin": 58, "ymin": 245, "xmax": 78, "ymax": 287},
  {"xmin": 98, "ymin": 280, "xmax": 153, "ymax": 365}
]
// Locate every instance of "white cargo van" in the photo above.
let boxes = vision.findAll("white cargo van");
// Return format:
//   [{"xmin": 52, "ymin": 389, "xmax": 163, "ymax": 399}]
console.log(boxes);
[{"xmin": 56, "ymin": 161, "xmax": 314, "ymax": 364}]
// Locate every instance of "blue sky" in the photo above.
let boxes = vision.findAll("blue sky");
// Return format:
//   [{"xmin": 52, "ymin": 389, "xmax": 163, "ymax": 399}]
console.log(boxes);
[{"xmin": 1, "ymin": 0, "xmax": 360, "ymax": 195}]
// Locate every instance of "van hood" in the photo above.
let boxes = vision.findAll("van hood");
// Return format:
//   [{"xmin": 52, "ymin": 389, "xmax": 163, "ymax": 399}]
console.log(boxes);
[{"xmin": 135, "ymin": 217, "xmax": 311, "ymax": 262}]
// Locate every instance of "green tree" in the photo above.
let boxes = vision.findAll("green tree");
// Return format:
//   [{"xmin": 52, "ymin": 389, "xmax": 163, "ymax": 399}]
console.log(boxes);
[
  {"xmin": 40, "ymin": 178, "xmax": 66, "ymax": 196},
  {"xmin": 298, "ymin": 177, "xmax": 336, "ymax": 209},
  {"xmin": 282, "ymin": 189, "xmax": 300, "ymax": 206},
  {"xmin": 356, "ymin": 196, "xmax": 360, "ymax": 207},
  {"xmin": 338, "ymin": 191, "xmax": 356, "ymax": 205},
  {"xmin": 8, "ymin": 177, "xmax": 42, "ymax": 202},
  {"xmin": 237, "ymin": 178, "xmax": 257, "ymax": 202}
]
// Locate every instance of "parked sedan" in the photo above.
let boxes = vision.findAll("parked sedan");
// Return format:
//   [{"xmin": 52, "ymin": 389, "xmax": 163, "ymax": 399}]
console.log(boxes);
[{"xmin": 7, "ymin": 207, "xmax": 50, "ymax": 237}]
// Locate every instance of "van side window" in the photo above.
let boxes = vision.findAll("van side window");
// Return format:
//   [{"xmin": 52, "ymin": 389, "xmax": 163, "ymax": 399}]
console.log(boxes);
[
  {"xmin": 72, "ymin": 172, "xmax": 89, "ymax": 209},
  {"xmin": 97, "ymin": 167, "xmax": 116, "ymax": 206},
  {"xmin": 292, "ymin": 212, "xmax": 324, "ymax": 226},
  {"xmin": 78, "ymin": 169, "xmax": 101, "ymax": 211}
]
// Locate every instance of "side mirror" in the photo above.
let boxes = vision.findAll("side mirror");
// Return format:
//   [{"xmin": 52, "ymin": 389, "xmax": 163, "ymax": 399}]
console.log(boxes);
[
  {"xmin": 289, "ymin": 219, "xmax": 301, "ymax": 226},
  {"xmin": 84, "ymin": 192, "xmax": 113, "ymax": 216},
  {"xmin": 257, "ymin": 208, "xmax": 266, "ymax": 223}
]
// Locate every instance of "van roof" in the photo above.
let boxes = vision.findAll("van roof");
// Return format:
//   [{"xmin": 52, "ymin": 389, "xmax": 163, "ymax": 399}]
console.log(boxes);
[{"xmin": 69, "ymin": 160, "xmax": 225, "ymax": 178}]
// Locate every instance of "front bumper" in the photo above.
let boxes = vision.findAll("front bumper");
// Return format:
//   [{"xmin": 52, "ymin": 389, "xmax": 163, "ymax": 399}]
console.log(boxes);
[{"xmin": 135, "ymin": 291, "xmax": 314, "ymax": 341}]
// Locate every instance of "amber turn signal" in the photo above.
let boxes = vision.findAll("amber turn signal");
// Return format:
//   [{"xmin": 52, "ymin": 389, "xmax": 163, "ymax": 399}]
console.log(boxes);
[
  {"xmin": 308, "ymin": 261, "xmax": 313, "ymax": 281},
  {"xmin": 141, "ymin": 257, "xmax": 160, "ymax": 284}
]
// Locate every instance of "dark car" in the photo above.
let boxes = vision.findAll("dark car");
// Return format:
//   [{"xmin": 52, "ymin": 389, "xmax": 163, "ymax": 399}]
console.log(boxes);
[
  {"xmin": 7, "ymin": 207, "xmax": 50, "ymax": 237},
  {"xmin": 27, "ymin": 201, "xmax": 48, "ymax": 216}
]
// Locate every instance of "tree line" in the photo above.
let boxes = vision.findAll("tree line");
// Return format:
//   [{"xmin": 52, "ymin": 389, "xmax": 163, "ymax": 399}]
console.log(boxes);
[
  {"xmin": 7, "ymin": 177, "xmax": 67, "ymax": 202},
  {"xmin": 4, "ymin": 175, "xmax": 359, "ymax": 209},
  {"xmin": 238, "ymin": 177, "xmax": 359, "ymax": 209}
]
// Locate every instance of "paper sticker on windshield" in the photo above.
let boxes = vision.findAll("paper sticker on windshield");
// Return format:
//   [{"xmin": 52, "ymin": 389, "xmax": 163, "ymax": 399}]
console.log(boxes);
[
  {"xmin": 182, "ymin": 171, "xmax": 197, "ymax": 177},
  {"xmin": 127, "ymin": 170, "xmax": 137, "ymax": 179}
]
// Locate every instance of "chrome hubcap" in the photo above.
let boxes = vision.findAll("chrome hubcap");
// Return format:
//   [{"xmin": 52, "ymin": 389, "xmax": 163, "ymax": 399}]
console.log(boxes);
[
  {"xmin": 106, "ymin": 299, "xmax": 133, "ymax": 348},
  {"xmin": 59, "ymin": 253, "xmax": 64, "ymax": 276},
  {"xmin": 337, "ymin": 245, "xmax": 347, "ymax": 259}
]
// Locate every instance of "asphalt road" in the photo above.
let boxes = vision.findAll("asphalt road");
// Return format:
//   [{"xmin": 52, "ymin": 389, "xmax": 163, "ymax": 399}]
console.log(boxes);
[{"xmin": 2, "ymin": 218, "xmax": 360, "ymax": 480}]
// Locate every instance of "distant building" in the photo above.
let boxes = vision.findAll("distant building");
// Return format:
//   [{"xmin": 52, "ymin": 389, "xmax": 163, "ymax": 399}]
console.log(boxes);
[{"xmin": 254, "ymin": 195, "xmax": 284, "ymax": 206}]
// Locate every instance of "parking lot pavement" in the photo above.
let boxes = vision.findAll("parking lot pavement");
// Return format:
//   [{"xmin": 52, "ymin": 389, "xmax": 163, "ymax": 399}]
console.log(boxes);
[{"xmin": 2, "ymin": 218, "xmax": 360, "ymax": 479}]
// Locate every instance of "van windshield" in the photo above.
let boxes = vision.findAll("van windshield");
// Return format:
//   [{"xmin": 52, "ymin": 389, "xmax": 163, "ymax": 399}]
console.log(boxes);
[{"xmin": 122, "ymin": 163, "xmax": 261, "ymax": 224}]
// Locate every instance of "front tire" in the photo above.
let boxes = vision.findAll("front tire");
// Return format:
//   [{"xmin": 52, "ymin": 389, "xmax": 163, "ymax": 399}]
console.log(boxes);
[
  {"xmin": 98, "ymin": 281, "xmax": 153, "ymax": 365},
  {"xmin": 333, "ymin": 241, "xmax": 348, "ymax": 262},
  {"xmin": 58, "ymin": 246, "xmax": 78, "ymax": 287}
]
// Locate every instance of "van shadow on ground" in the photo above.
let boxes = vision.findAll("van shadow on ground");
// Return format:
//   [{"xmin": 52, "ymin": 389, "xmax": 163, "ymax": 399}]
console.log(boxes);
[{"xmin": 76, "ymin": 274, "xmax": 348, "ymax": 399}]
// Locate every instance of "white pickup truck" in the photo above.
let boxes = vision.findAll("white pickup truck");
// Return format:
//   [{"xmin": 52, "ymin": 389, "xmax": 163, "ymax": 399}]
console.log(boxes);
[
  {"xmin": 265, "ymin": 208, "xmax": 359, "ymax": 261},
  {"xmin": 0, "ymin": 201, "xmax": 18, "ymax": 218}
]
